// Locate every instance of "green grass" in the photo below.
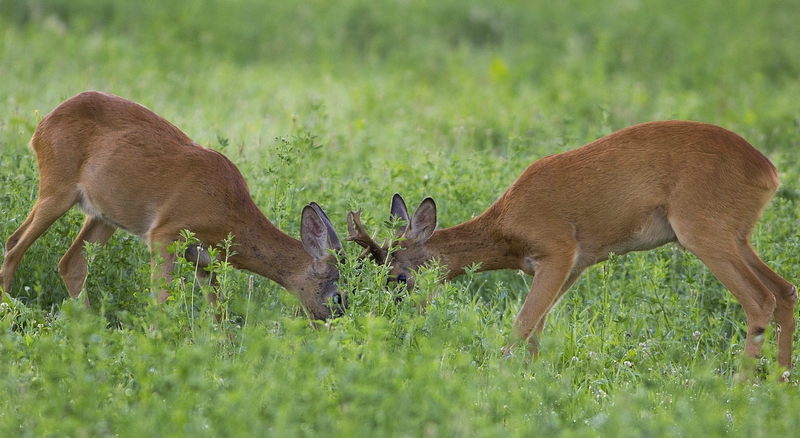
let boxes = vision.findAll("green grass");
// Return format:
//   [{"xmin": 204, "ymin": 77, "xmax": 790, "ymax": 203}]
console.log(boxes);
[{"xmin": 2, "ymin": 0, "xmax": 800, "ymax": 435}]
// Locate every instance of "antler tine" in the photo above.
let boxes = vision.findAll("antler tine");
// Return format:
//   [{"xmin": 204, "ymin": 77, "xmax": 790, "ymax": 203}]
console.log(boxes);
[
  {"xmin": 346, "ymin": 209, "xmax": 387, "ymax": 261},
  {"xmin": 355, "ymin": 229, "xmax": 381, "ymax": 260}
]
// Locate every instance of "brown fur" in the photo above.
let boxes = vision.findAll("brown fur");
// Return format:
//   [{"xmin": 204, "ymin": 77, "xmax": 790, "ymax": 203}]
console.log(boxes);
[
  {"xmin": 353, "ymin": 121, "xmax": 796, "ymax": 369},
  {"xmin": 0, "ymin": 91, "xmax": 344, "ymax": 320}
]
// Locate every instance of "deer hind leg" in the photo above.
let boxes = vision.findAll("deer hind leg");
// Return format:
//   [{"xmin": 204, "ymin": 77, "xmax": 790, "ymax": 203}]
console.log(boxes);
[
  {"xmin": 508, "ymin": 244, "xmax": 578, "ymax": 357},
  {"xmin": 677, "ymin": 231, "xmax": 776, "ymax": 363},
  {"xmin": 739, "ymin": 243, "xmax": 796, "ymax": 369},
  {"xmin": 1, "ymin": 193, "xmax": 77, "ymax": 295},
  {"xmin": 58, "ymin": 216, "xmax": 117, "ymax": 308}
]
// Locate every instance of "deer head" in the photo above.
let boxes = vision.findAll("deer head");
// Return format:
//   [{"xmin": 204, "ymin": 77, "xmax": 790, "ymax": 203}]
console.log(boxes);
[{"xmin": 346, "ymin": 193, "xmax": 436, "ymax": 292}]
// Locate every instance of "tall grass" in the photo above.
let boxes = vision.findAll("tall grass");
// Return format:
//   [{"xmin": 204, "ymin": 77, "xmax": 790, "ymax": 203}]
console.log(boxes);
[{"xmin": 1, "ymin": 0, "xmax": 800, "ymax": 435}]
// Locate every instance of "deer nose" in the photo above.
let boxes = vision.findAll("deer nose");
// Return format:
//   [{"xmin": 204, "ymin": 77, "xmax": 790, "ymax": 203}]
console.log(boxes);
[{"xmin": 328, "ymin": 292, "xmax": 346, "ymax": 318}]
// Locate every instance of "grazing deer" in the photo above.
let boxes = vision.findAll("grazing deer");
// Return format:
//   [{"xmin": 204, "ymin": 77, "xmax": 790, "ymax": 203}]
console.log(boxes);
[
  {"xmin": 348, "ymin": 121, "xmax": 797, "ymax": 369},
  {"xmin": 0, "ymin": 91, "xmax": 345, "ymax": 320}
]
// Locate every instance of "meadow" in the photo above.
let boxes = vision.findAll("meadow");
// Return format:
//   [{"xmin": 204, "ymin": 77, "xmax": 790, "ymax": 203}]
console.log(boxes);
[{"xmin": 1, "ymin": 0, "xmax": 800, "ymax": 435}]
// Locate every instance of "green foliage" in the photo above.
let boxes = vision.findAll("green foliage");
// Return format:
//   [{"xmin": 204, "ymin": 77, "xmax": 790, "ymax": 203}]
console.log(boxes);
[{"xmin": 2, "ymin": 0, "xmax": 800, "ymax": 435}]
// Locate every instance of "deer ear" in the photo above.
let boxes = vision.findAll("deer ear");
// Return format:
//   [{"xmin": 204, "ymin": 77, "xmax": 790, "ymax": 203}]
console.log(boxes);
[
  {"xmin": 390, "ymin": 193, "xmax": 410, "ymax": 235},
  {"xmin": 308, "ymin": 202, "xmax": 342, "ymax": 251},
  {"xmin": 406, "ymin": 197, "xmax": 436, "ymax": 243},
  {"xmin": 300, "ymin": 205, "xmax": 331, "ymax": 259},
  {"xmin": 390, "ymin": 193, "xmax": 409, "ymax": 220}
]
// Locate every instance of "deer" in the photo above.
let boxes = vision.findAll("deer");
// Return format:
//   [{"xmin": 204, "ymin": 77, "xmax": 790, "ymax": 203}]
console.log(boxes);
[
  {"xmin": 0, "ymin": 91, "xmax": 345, "ymax": 321},
  {"xmin": 348, "ymin": 120, "xmax": 797, "ymax": 371}
]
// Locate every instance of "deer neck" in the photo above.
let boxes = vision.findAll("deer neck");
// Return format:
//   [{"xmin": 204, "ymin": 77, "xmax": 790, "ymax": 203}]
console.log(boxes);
[
  {"xmin": 424, "ymin": 211, "xmax": 519, "ymax": 280},
  {"xmin": 228, "ymin": 211, "xmax": 311, "ymax": 290}
]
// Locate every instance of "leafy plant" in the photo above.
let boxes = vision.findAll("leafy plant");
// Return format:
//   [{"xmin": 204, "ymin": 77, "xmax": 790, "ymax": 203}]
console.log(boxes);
[{"xmin": 1, "ymin": 0, "xmax": 800, "ymax": 435}]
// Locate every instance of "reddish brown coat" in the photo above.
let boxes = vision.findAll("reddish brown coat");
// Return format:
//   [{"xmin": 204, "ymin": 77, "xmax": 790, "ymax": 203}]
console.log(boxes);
[
  {"xmin": 351, "ymin": 121, "xmax": 796, "ymax": 370},
  {"xmin": 1, "ymin": 91, "xmax": 344, "ymax": 320}
]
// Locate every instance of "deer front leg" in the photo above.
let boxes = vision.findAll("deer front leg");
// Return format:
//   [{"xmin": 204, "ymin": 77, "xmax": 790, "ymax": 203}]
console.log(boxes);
[
  {"xmin": 506, "ymin": 248, "xmax": 577, "ymax": 358},
  {"xmin": 523, "ymin": 268, "xmax": 586, "ymax": 357},
  {"xmin": 148, "ymin": 238, "xmax": 178, "ymax": 304},
  {"xmin": 185, "ymin": 243, "xmax": 224, "ymax": 323},
  {"xmin": 151, "ymin": 237, "xmax": 226, "ymax": 321}
]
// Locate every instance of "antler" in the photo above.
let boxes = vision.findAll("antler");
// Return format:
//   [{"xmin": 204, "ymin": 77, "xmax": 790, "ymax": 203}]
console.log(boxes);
[{"xmin": 346, "ymin": 209, "xmax": 388, "ymax": 262}]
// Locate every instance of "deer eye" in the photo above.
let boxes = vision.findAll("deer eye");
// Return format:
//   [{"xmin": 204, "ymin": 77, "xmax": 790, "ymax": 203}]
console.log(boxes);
[{"xmin": 397, "ymin": 274, "xmax": 407, "ymax": 284}]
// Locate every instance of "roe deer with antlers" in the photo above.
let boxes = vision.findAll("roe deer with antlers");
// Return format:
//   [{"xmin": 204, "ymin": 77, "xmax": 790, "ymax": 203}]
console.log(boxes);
[
  {"xmin": 348, "ymin": 121, "xmax": 796, "ymax": 370},
  {"xmin": 0, "ymin": 91, "xmax": 345, "ymax": 320}
]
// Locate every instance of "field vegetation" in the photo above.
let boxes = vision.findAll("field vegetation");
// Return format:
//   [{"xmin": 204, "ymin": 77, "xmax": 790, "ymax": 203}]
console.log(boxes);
[{"xmin": 2, "ymin": 0, "xmax": 800, "ymax": 435}]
